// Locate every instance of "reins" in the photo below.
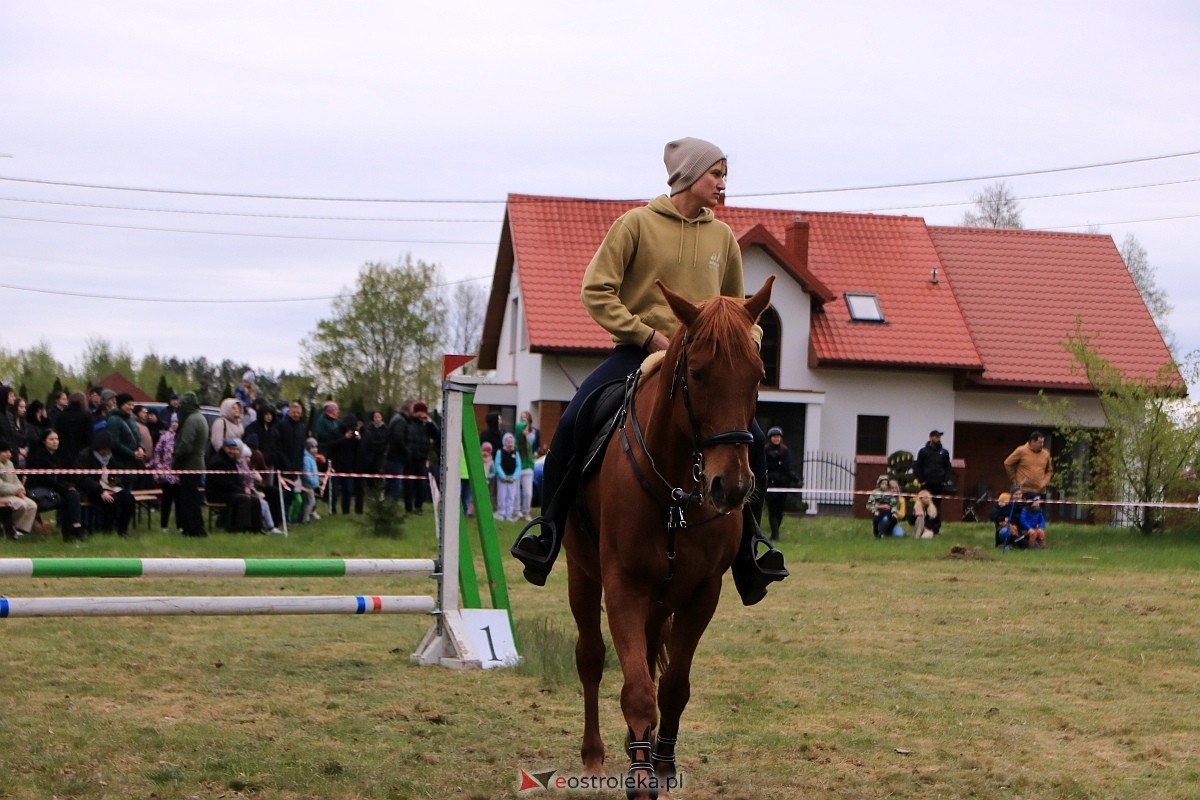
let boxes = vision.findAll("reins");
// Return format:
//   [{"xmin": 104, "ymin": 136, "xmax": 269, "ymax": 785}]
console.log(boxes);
[{"xmin": 618, "ymin": 334, "xmax": 753, "ymax": 601}]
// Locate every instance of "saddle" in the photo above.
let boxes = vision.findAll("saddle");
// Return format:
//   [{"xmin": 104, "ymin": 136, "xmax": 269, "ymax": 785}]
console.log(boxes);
[{"xmin": 578, "ymin": 351, "xmax": 666, "ymax": 481}]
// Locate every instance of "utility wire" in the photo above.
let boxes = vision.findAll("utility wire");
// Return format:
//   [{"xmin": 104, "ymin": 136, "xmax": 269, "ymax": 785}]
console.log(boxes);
[
  {"xmin": 2, "ymin": 176, "xmax": 1194, "ymax": 221},
  {"xmin": 0, "ymin": 196, "xmax": 501, "ymax": 222},
  {"xmin": 1, "ymin": 148, "xmax": 1197, "ymax": 202},
  {"xmin": 0, "ymin": 272, "xmax": 492, "ymax": 304},
  {"xmin": 0, "ymin": 214, "xmax": 496, "ymax": 244}
]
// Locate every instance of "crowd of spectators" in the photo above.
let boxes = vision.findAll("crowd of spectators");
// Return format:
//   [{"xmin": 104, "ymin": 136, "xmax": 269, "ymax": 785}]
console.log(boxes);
[{"xmin": 0, "ymin": 380, "xmax": 443, "ymax": 541}]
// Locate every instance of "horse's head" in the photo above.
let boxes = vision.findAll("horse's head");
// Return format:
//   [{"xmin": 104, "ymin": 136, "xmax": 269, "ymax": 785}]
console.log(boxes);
[{"xmin": 657, "ymin": 277, "xmax": 774, "ymax": 514}]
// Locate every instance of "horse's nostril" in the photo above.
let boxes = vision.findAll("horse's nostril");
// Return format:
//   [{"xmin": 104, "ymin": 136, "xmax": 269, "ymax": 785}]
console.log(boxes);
[{"xmin": 709, "ymin": 476, "xmax": 724, "ymax": 498}]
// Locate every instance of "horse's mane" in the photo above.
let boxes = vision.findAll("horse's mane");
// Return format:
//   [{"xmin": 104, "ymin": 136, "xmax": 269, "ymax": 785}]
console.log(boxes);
[{"xmin": 681, "ymin": 295, "xmax": 759, "ymax": 365}]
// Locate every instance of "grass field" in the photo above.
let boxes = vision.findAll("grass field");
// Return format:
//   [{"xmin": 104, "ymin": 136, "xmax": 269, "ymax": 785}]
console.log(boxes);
[{"xmin": 2, "ymin": 506, "xmax": 1199, "ymax": 799}]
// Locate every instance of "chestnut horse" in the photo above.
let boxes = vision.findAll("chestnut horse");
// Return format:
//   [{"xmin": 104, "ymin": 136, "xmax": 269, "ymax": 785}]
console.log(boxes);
[{"xmin": 564, "ymin": 277, "xmax": 774, "ymax": 799}]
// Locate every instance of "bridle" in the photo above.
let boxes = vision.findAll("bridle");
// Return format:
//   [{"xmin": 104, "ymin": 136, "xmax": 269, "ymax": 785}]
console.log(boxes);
[{"xmin": 617, "ymin": 334, "xmax": 754, "ymax": 599}]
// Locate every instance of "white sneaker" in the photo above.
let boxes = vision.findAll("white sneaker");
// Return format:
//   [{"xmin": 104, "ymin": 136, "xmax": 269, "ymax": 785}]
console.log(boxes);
[
  {"xmin": 311, "ymin": 511, "xmax": 321, "ymax": 521},
  {"xmin": 266, "ymin": 528, "xmax": 284, "ymax": 535}
]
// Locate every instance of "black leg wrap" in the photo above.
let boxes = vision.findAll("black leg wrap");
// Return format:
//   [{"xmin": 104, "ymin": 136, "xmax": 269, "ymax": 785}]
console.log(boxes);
[
  {"xmin": 651, "ymin": 731, "xmax": 677, "ymax": 781},
  {"xmin": 626, "ymin": 725, "xmax": 658, "ymax": 799}
]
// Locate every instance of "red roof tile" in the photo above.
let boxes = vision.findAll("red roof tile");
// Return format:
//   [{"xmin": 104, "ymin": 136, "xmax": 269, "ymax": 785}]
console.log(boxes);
[{"xmin": 929, "ymin": 226, "xmax": 1177, "ymax": 389}]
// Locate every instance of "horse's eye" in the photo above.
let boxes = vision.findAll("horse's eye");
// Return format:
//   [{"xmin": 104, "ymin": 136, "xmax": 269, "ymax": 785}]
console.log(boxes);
[{"xmin": 690, "ymin": 369, "xmax": 704, "ymax": 383}]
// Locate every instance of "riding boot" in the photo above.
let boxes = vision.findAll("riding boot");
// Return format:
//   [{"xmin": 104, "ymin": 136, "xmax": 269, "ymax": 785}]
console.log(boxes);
[
  {"xmin": 511, "ymin": 450, "xmax": 571, "ymax": 586},
  {"xmin": 730, "ymin": 491, "xmax": 789, "ymax": 606}
]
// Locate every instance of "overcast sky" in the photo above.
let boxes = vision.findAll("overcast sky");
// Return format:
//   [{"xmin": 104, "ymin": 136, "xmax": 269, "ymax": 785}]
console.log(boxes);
[{"xmin": 2, "ymin": 1, "xmax": 1197, "ymax": 387}]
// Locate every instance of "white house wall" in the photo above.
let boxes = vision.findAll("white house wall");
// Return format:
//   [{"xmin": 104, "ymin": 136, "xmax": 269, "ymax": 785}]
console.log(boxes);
[
  {"xmin": 809, "ymin": 369, "xmax": 957, "ymax": 462},
  {"xmin": 954, "ymin": 391, "xmax": 1105, "ymax": 428},
  {"xmin": 742, "ymin": 248, "xmax": 817, "ymax": 390}
]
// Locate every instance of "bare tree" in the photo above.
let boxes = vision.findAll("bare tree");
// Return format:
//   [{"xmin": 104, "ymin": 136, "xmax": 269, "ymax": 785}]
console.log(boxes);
[
  {"xmin": 961, "ymin": 181, "xmax": 1023, "ymax": 228},
  {"xmin": 444, "ymin": 280, "xmax": 489, "ymax": 370},
  {"xmin": 1119, "ymin": 233, "xmax": 1176, "ymax": 355}
]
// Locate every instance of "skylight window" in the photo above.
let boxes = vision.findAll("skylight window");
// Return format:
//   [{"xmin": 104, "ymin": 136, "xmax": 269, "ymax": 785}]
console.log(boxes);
[{"xmin": 844, "ymin": 293, "xmax": 885, "ymax": 322}]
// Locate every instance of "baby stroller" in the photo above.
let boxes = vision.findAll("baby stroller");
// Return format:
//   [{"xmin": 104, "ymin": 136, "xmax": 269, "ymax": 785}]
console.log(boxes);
[{"xmin": 961, "ymin": 486, "xmax": 991, "ymax": 522}]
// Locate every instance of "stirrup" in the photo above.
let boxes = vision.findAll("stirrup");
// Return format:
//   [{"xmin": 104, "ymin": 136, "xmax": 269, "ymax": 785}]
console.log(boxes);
[
  {"xmin": 511, "ymin": 517, "xmax": 554, "ymax": 566},
  {"xmin": 752, "ymin": 539, "xmax": 789, "ymax": 580}
]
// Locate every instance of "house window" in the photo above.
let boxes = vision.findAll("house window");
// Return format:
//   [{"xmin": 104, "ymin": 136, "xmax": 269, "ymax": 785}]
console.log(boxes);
[
  {"xmin": 758, "ymin": 305, "xmax": 781, "ymax": 388},
  {"xmin": 856, "ymin": 415, "xmax": 888, "ymax": 456},
  {"xmin": 845, "ymin": 293, "xmax": 884, "ymax": 322}
]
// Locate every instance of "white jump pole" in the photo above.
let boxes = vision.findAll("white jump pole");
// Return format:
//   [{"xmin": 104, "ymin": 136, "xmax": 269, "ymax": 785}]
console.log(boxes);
[{"xmin": 0, "ymin": 594, "xmax": 436, "ymax": 618}]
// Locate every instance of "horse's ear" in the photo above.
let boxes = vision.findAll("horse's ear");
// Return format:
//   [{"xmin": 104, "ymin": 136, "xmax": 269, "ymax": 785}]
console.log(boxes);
[
  {"xmin": 657, "ymin": 280, "xmax": 700, "ymax": 328},
  {"xmin": 744, "ymin": 276, "xmax": 775, "ymax": 323}
]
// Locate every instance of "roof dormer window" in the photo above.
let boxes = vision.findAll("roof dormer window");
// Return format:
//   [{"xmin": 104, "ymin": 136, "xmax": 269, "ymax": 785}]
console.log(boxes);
[{"xmin": 844, "ymin": 292, "xmax": 884, "ymax": 322}]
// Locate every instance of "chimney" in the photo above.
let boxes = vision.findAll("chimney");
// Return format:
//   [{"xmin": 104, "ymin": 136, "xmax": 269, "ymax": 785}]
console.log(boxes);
[{"xmin": 787, "ymin": 218, "xmax": 810, "ymax": 272}]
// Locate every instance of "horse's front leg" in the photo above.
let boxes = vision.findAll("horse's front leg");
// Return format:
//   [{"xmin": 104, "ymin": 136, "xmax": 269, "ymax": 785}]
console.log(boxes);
[
  {"xmin": 654, "ymin": 576, "xmax": 723, "ymax": 791},
  {"xmin": 604, "ymin": 573, "xmax": 660, "ymax": 799},
  {"xmin": 566, "ymin": 553, "xmax": 606, "ymax": 774}
]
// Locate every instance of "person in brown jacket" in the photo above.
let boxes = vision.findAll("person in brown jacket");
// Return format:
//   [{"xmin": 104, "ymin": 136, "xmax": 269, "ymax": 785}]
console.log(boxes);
[{"xmin": 1004, "ymin": 431, "xmax": 1053, "ymax": 494}]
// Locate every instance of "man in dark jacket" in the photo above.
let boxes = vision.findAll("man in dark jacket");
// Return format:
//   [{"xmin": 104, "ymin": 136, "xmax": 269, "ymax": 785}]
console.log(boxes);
[
  {"xmin": 385, "ymin": 407, "xmax": 411, "ymax": 502},
  {"xmin": 106, "ymin": 393, "xmax": 146, "ymax": 472},
  {"xmin": 915, "ymin": 429, "xmax": 952, "ymax": 510},
  {"xmin": 403, "ymin": 401, "xmax": 439, "ymax": 514},
  {"xmin": 172, "ymin": 391, "xmax": 209, "ymax": 537}
]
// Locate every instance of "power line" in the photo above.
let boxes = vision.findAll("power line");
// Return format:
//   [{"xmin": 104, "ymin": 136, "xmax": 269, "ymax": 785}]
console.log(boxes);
[
  {"xmin": 2, "ymin": 148, "xmax": 1198, "ymax": 203},
  {"xmin": 0, "ymin": 272, "xmax": 492, "ymax": 304},
  {"xmin": 3, "ymin": 176, "xmax": 1195, "ymax": 221},
  {"xmin": 841, "ymin": 177, "xmax": 1200, "ymax": 214},
  {"xmin": 731, "ymin": 149, "xmax": 1200, "ymax": 199},
  {"xmin": 0, "ymin": 195, "xmax": 502, "ymax": 223},
  {"xmin": 0, "ymin": 214, "xmax": 496, "ymax": 244}
]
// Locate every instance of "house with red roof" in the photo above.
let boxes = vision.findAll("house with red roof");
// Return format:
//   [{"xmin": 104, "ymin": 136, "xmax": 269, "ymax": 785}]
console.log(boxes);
[{"xmin": 477, "ymin": 194, "xmax": 1176, "ymax": 512}]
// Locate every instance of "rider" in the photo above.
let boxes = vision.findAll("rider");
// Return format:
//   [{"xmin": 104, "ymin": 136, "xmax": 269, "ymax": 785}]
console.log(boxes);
[{"xmin": 511, "ymin": 136, "xmax": 789, "ymax": 605}]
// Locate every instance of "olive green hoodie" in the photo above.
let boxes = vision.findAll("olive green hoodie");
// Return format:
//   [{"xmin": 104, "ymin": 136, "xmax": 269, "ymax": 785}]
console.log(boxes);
[
  {"xmin": 172, "ymin": 391, "xmax": 209, "ymax": 472},
  {"xmin": 581, "ymin": 195, "xmax": 756, "ymax": 348}
]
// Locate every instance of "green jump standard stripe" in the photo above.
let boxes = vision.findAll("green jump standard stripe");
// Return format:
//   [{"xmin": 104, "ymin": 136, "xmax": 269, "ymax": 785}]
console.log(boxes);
[
  {"xmin": 33, "ymin": 558, "xmax": 145, "ymax": 578},
  {"xmin": 23, "ymin": 559, "xmax": 352, "ymax": 578},
  {"xmin": 242, "ymin": 559, "xmax": 348, "ymax": 577}
]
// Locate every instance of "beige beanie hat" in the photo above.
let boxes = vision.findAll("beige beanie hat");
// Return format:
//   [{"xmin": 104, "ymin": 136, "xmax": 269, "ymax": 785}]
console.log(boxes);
[{"xmin": 664, "ymin": 137, "xmax": 726, "ymax": 195}]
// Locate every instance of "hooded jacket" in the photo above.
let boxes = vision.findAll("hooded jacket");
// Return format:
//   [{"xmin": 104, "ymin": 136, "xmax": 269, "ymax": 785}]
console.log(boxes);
[
  {"xmin": 581, "ymin": 195, "xmax": 755, "ymax": 348},
  {"xmin": 173, "ymin": 392, "xmax": 209, "ymax": 472},
  {"xmin": 209, "ymin": 398, "xmax": 245, "ymax": 455}
]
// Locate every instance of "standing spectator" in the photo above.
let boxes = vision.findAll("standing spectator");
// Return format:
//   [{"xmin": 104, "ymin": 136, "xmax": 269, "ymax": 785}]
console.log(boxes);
[
  {"xmin": 298, "ymin": 438, "xmax": 321, "ymax": 523},
  {"xmin": 209, "ymin": 399, "xmax": 245, "ymax": 455},
  {"xmin": 244, "ymin": 405, "xmax": 284, "ymax": 474},
  {"xmin": 133, "ymin": 405, "xmax": 155, "ymax": 455},
  {"xmin": 480, "ymin": 442, "xmax": 496, "ymax": 510},
  {"xmin": 403, "ymin": 401, "xmax": 438, "ymax": 514},
  {"xmin": 235, "ymin": 371, "xmax": 258, "ymax": 421},
  {"xmin": 763, "ymin": 426, "xmax": 799, "ymax": 541},
  {"xmin": 479, "ymin": 411, "xmax": 504, "ymax": 455},
  {"xmin": 10, "ymin": 395, "xmax": 29, "ymax": 466},
  {"xmin": 494, "ymin": 432, "xmax": 521, "ymax": 521},
  {"xmin": 327, "ymin": 416, "xmax": 367, "ymax": 514},
  {"xmin": 47, "ymin": 390, "xmax": 70, "ymax": 427},
  {"xmin": 1004, "ymin": 431, "xmax": 1054, "ymax": 496},
  {"xmin": 1020, "ymin": 494, "xmax": 1048, "ymax": 549},
  {"xmin": 515, "ymin": 413, "xmax": 536, "ymax": 521},
  {"xmin": 384, "ymin": 404, "xmax": 412, "ymax": 502},
  {"xmin": 107, "ymin": 393, "xmax": 147, "ymax": 473},
  {"xmin": 313, "ymin": 401, "xmax": 341, "ymax": 456},
  {"xmin": 0, "ymin": 388, "xmax": 16, "ymax": 473},
  {"xmin": 362, "ymin": 409, "xmax": 390, "ymax": 496},
  {"xmin": 25, "ymin": 429, "xmax": 85, "ymax": 541},
  {"xmin": 172, "ymin": 392, "xmax": 209, "ymax": 537},
  {"xmin": 0, "ymin": 439, "xmax": 38, "ymax": 538},
  {"xmin": 54, "ymin": 392, "xmax": 94, "ymax": 461},
  {"xmin": 25, "ymin": 400, "xmax": 49, "ymax": 452},
  {"xmin": 914, "ymin": 429, "xmax": 952, "ymax": 512},
  {"xmin": 70, "ymin": 431, "xmax": 134, "ymax": 537},
  {"xmin": 278, "ymin": 401, "xmax": 308, "ymax": 484},
  {"xmin": 148, "ymin": 413, "xmax": 180, "ymax": 533}
]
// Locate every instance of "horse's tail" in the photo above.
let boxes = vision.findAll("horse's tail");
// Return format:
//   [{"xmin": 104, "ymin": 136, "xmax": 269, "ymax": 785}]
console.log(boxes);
[{"xmin": 655, "ymin": 617, "xmax": 672, "ymax": 676}]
